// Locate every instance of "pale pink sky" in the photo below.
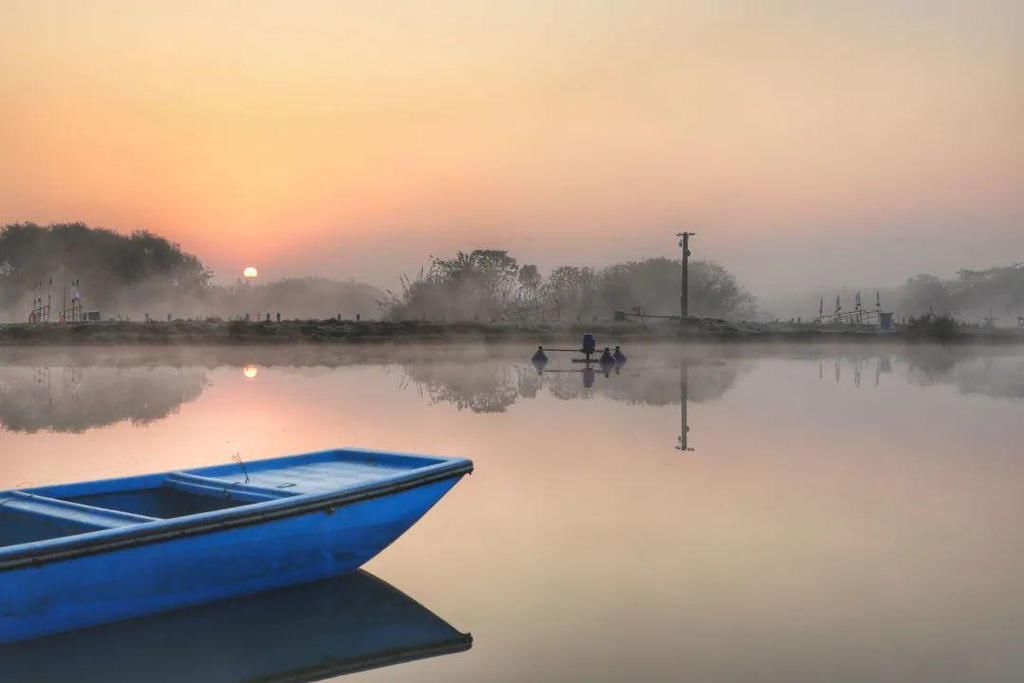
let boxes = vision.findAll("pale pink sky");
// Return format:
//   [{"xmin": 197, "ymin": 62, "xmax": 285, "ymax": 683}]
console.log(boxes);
[{"xmin": 1, "ymin": 1, "xmax": 1021, "ymax": 293}]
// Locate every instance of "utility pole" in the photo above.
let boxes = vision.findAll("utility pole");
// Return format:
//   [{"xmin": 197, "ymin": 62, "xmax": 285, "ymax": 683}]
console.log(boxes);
[{"xmin": 676, "ymin": 232, "xmax": 696, "ymax": 320}]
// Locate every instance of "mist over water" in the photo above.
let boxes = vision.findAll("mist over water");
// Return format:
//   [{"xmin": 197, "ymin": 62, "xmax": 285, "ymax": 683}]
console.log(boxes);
[
  {"xmin": 1, "ymin": 342, "xmax": 1022, "ymax": 681},
  {"xmin": 1, "ymin": 343, "xmax": 1020, "ymax": 433}
]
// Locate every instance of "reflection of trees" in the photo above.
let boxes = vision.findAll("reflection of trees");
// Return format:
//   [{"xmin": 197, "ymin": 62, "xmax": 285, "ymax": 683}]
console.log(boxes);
[
  {"xmin": 517, "ymin": 367, "xmax": 543, "ymax": 399},
  {"xmin": 401, "ymin": 357, "xmax": 748, "ymax": 413},
  {"xmin": 400, "ymin": 345, "xmax": 1023, "ymax": 414},
  {"xmin": 599, "ymin": 360, "xmax": 748, "ymax": 406},
  {"xmin": 811, "ymin": 346, "xmax": 1024, "ymax": 400},
  {"xmin": 0, "ymin": 366, "xmax": 209, "ymax": 433},
  {"xmin": 902, "ymin": 348, "xmax": 1024, "ymax": 400},
  {"xmin": 541, "ymin": 367, "xmax": 601, "ymax": 400},
  {"xmin": 901, "ymin": 346, "xmax": 962, "ymax": 379},
  {"xmin": 404, "ymin": 363, "xmax": 523, "ymax": 413}
]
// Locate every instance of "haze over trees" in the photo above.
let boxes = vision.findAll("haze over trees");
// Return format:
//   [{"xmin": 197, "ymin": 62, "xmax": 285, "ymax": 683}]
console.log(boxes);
[
  {"xmin": 5, "ymin": 222, "xmax": 1016, "ymax": 327},
  {"xmin": 225, "ymin": 277, "xmax": 383, "ymax": 321},
  {"xmin": 0, "ymin": 222, "xmax": 210, "ymax": 318},
  {"xmin": 803, "ymin": 265, "xmax": 1024, "ymax": 323},
  {"xmin": 894, "ymin": 265, "xmax": 1024, "ymax": 322},
  {"xmin": 759, "ymin": 264, "xmax": 1024, "ymax": 324},
  {"xmin": 380, "ymin": 250, "xmax": 756, "ymax": 321},
  {"xmin": 0, "ymin": 223, "xmax": 383, "ymax": 321}
]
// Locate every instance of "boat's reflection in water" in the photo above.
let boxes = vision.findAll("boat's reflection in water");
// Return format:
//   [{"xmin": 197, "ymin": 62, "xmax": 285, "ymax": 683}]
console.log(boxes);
[{"xmin": 0, "ymin": 570, "xmax": 471, "ymax": 682}]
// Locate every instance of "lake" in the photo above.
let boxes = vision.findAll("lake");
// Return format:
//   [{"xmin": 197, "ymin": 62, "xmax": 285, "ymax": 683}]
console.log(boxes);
[{"xmin": 1, "ymin": 342, "xmax": 1022, "ymax": 682}]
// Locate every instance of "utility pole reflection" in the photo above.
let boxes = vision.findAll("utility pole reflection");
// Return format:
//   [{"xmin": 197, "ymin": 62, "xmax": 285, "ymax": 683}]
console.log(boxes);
[{"xmin": 676, "ymin": 362, "xmax": 693, "ymax": 452}]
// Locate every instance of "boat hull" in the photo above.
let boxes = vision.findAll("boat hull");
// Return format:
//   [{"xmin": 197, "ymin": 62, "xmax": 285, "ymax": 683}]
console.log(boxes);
[{"xmin": 0, "ymin": 476, "xmax": 461, "ymax": 644}]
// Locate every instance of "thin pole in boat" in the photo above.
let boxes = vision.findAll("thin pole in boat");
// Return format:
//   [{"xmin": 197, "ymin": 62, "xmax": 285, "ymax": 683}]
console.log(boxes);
[{"xmin": 231, "ymin": 453, "xmax": 250, "ymax": 484}]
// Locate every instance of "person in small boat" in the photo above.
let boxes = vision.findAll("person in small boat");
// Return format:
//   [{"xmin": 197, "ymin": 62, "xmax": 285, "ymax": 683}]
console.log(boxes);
[
  {"xmin": 531, "ymin": 346, "xmax": 548, "ymax": 363},
  {"xmin": 613, "ymin": 346, "xmax": 627, "ymax": 363},
  {"xmin": 581, "ymin": 333, "xmax": 596, "ymax": 357},
  {"xmin": 599, "ymin": 347, "xmax": 615, "ymax": 365}
]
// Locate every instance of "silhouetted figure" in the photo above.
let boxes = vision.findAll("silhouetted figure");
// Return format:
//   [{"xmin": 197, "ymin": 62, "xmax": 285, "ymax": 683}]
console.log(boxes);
[
  {"xmin": 531, "ymin": 346, "xmax": 548, "ymax": 363},
  {"xmin": 613, "ymin": 346, "xmax": 627, "ymax": 363},
  {"xmin": 356, "ymin": 313, "xmax": 361, "ymax": 322},
  {"xmin": 276, "ymin": 312, "xmax": 281, "ymax": 322},
  {"xmin": 599, "ymin": 347, "xmax": 615, "ymax": 366},
  {"xmin": 581, "ymin": 333, "xmax": 596, "ymax": 356}
]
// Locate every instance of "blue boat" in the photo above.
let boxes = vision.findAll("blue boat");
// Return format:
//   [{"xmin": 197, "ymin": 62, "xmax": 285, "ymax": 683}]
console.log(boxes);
[
  {"xmin": 0, "ymin": 448, "xmax": 473, "ymax": 644},
  {"xmin": 0, "ymin": 570, "xmax": 471, "ymax": 682}
]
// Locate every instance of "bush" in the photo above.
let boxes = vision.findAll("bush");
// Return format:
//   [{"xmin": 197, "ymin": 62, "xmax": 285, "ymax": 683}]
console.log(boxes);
[{"xmin": 904, "ymin": 314, "xmax": 959, "ymax": 340}]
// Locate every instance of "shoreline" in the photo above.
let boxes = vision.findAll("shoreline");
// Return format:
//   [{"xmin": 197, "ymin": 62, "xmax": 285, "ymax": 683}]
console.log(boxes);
[{"xmin": 1, "ymin": 319, "xmax": 1022, "ymax": 346}]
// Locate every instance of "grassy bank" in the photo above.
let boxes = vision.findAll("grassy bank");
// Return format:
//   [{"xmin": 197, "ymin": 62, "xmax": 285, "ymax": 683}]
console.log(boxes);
[{"xmin": 0, "ymin": 318, "xmax": 1021, "ymax": 346}]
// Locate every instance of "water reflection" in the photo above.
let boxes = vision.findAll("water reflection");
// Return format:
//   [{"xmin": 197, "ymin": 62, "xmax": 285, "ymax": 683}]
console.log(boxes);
[
  {"xmin": 815, "ymin": 348, "xmax": 1024, "ymax": 400},
  {"xmin": 0, "ymin": 345, "xmax": 1021, "ymax": 434},
  {"xmin": 1, "ymin": 343, "xmax": 1022, "ymax": 682},
  {"xmin": 0, "ymin": 365, "xmax": 208, "ymax": 433},
  {"xmin": 408, "ymin": 354, "xmax": 749, "ymax": 412},
  {"xmin": 905, "ymin": 351, "xmax": 1024, "ymax": 400},
  {"xmin": 823, "ymin": 355, "xmax": 894, "ymax": 388},
  {"xmin": 0, "ymin": 570, "xmax": 471, "ymax": 682},
  {"xmin": 408, "ymin": 362, "xmax": 523, "ymax": 413},
  {"xmin": 678, "ymin": 364, "xmax": 692, "ymax": 452}
]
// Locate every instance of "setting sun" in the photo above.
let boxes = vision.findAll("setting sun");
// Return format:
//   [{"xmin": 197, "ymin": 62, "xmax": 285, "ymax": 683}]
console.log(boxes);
[{"xmin": 242, "ymin": 266, "xmax": 258, "ymax": 279}]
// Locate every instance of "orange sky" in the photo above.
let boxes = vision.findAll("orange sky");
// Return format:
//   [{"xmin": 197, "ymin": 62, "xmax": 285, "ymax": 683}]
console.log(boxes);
[{"xmin": 1, "ymin": 1, "xmax": 1021, "ymax": 292}]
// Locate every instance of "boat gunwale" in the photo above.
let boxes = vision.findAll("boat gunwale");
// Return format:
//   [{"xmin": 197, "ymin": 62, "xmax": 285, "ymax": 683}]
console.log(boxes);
[{"xmin": 0, "ymin": 448, "xmax": 473, "ymax": 571}]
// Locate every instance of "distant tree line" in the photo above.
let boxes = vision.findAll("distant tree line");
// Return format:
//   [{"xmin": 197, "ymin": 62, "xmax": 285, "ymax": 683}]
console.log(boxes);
[
  {"xmin": 0, "ymin": 222, "xmax": 210, "ymax": 317},
  {"xmin": 894, "ymin": 265, "xmax": 1024, "ymax": 322},
  {"xmin": 0, "ymin": 223, "xmax": 383, "ymax": 321},
  {"xmin": 380, "ymin": 250, "xmax": 756, "ymax": 321}
]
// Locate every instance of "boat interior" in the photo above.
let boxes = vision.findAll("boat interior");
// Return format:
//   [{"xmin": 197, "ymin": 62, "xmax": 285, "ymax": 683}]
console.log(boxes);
[{"xmin": 1, "ymin": 450, "xmax": 450, "ymax": 548}]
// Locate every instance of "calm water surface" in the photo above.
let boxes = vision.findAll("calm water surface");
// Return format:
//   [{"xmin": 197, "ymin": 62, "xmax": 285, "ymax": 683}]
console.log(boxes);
[{"xmin": 1, "ymin": 343, "xmax": 1022, "ymax": 682}]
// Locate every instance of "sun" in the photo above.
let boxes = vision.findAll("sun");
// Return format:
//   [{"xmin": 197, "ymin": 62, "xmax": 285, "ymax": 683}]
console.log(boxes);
[
  {"xmin": 243, "ymin": 365, "xmax": 259, "ymax": 379},
  {"xmin": 243, "ymin": 266, "xmax": 258, "ymax": 279}
]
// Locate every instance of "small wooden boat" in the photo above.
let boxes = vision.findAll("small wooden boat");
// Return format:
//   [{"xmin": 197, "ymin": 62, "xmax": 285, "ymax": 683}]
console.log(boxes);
[
  {"xmin": 0, "ymin": 448, "xmax": 472, "ymax": 644},
  {"xmin": 0, "ymin": 570, "xmax": 471, "ymax": 682}
]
